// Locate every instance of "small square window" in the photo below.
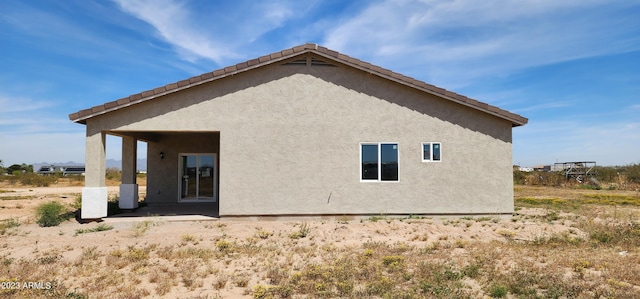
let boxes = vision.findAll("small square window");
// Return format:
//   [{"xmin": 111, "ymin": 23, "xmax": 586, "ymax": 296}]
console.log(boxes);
[{"xmin": 422, "ymin": 142, "xmax": 441, "ymax": 162}]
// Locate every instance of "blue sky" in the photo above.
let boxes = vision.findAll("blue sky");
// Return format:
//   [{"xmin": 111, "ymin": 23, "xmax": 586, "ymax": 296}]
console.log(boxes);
[{"xmin": 1, "ymin": 0, "xmax": 639, "ymax": 167}]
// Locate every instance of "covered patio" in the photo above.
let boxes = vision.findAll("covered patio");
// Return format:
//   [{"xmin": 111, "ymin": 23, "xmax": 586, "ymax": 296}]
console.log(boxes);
[{"xmin": 81, "ymin": 130, "xmax": 220, "ymax": 220}]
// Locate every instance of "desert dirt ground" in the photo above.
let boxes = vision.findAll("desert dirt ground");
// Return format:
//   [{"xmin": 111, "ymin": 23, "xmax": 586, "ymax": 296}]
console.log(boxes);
[{"xmin": 1, "ymin": 182, "xmax": 639, "ymax": 298}]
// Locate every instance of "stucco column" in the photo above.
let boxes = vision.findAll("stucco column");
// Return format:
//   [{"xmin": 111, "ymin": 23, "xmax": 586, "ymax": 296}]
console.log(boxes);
[
  {"xmin": 119, "ymin": 136, "xmax": 138, "ymax": 209},
  {"xmin": 82, "ymin": 129, "xmax": 108, "ymax": 219}
]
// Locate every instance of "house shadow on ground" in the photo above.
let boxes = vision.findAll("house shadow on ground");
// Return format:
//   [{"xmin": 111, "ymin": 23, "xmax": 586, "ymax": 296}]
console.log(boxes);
[
  {"xmin": 75, "ymin": 201, "xmax": 219, "ymax": 223},
  {"xmin": 113, "ymin": 202, "xmax": 219, "ymax": 218}
]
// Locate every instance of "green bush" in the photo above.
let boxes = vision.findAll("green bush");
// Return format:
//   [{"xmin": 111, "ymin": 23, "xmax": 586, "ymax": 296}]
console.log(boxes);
[
  {"xmin": 36, "ymin": 201, "xmax": 71, "ymax": 227},
  {"xmin": 513, "ymin": 170, "xmax": 527, "ymax": 185},
  {"xmin": 594, "ymin": 166, "xmax": 618, "ymax": 183},
  {"xmin": 626, "ymin": 164, "xmax": 640, "ymax": 183},
  {"xmin": 489, "ymin": 284, "xmax": 508, "ymax": 298}
]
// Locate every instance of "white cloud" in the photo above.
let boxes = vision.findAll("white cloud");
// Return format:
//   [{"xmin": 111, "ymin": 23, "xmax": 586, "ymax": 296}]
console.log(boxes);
[
  {"xmin": 0, "ymin": 94, "xmax": 81, "ymax": 139},
  {"xmin": 0, "ymin": 96, "xmax": 56, "ymax": 113},
  {"xmin": 322, "ymin": 0, "xmax": 640, "ymax": 87},
  {"xmin": 112, "ymin": 0, "xmax": 233, "ymax": 63},
  {"xmin": 513, "ymin": 101, "xmax": 574, "ymax": 113},
  {"xmin": 111, "ymin": 0, "xmax": 312, "ymax": 64}
]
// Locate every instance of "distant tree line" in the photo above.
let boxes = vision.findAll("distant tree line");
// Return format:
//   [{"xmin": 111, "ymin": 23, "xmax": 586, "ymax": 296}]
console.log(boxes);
[
  {"xmin": 514, "ymin": 164, "xmax": 640, "ymax": 190},
  {"xmin": 0, "ymin": 160, "xmax": 61, "ymax": 187},
  {"xmin": 1, "ymin": 162, "xmax": 34, "ymax": 175}
]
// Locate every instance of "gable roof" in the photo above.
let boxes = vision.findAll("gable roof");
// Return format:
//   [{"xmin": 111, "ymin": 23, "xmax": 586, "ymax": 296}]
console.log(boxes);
[{"xmin": 69, "ymin": 43, "xmax": 527, "ymax": 126}]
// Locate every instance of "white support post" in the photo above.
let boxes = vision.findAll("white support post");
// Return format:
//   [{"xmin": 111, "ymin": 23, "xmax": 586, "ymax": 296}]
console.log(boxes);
[
  {"xmin": 82, "ymin": 130, "xmax": 108, "ymax": 219},
  {"xmin": 120, "ymin": 136, "xmax": 139, "ymax": 209}
]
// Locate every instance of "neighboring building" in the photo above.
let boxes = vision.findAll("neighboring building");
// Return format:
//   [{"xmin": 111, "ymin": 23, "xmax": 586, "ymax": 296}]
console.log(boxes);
[
  {"xmin": 69, "ymin": 44, "xmax": 527, "ymax": 220},
  {"xmin": 533, "ymin": 165, "xmax": 551, "ymax": 172},
  {"xmin": 36, "ymin": 165, "xmax": 85, "ymax": 176},
  {"xmin": 518, "ymin": 167, "xmax": 534, "ymax": 172}
]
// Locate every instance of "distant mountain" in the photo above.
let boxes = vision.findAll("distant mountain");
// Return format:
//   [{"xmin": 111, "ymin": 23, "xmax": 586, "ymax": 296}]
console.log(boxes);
[{"xmin": 33, "ymin": 159, "xmax": 147, "ymax": 172}]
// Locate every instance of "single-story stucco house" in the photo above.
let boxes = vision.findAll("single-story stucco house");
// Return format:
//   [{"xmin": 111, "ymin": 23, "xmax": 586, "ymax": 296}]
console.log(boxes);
[{"xmin": 69, "ymin": 43, "xmax": 527, "ymax": 220}]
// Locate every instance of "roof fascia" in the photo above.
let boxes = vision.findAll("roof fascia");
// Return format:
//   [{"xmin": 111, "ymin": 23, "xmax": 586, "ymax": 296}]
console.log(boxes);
[{"xmin": 70, "ymin": 44, "xmax": 526, "ymax": 127}]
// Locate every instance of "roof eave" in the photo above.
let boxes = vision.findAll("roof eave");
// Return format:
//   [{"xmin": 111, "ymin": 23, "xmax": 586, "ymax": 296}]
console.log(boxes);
[{"xmin": 69, "ymin": 43, "xmax": 528, "ymax": 127}]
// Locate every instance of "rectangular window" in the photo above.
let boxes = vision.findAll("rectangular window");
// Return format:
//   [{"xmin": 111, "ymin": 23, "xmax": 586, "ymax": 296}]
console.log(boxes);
[
  {"xmin": 361, "ymin": 143, "xmax": 399, "ymax": 181},
  {"xmin": 422, "ymin": 142, "xmax": 442, "ymax": 162},
  {"xmin": 361, "ymin": 144, "xmax": 379, "ymax": 180}
]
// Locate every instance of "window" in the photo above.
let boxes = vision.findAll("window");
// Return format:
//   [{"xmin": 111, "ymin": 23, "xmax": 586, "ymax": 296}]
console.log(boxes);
[
  {"xmin": 361, "ymin": 143, "xmax": 399, "ymax": 181},
  {"xmin": 422, "ymin": 142, "xmax": 441, "ymax": 162}
]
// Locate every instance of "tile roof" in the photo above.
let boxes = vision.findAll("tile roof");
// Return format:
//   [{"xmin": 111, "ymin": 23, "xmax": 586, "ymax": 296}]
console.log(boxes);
[{"xmin": 69, "ymin": 43, "xmax": 527, "ymax": 126}]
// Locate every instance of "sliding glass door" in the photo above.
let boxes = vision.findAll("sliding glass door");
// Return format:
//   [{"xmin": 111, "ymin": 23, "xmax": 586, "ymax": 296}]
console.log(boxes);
[{"xmin": 179, "ymin": 154, "xmax": 216, "ymax": 202}]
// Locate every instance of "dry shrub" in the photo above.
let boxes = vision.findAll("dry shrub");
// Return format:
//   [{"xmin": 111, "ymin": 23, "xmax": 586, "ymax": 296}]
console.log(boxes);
[
  {"xmin": 233, "ymin": 274, "xmax": 250, "ymax": 287},
  {"xmin": 213, "ymin": 275, "xmax": 228, "ymax": 290},
  {"xmin": 35, "ymin": 201, "xmax": 71, "ymax": 227},
  {"xmin": 177, "ymin": 258, "xmax": 202, "ymax": 289},
  {"xmin": 0, "ymin": 218, "xmax": 20, "ymax": 235}
]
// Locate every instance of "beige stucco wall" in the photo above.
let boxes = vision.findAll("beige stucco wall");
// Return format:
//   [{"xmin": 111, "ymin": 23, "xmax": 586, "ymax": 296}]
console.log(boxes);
[
  {"xmin": 86, "ymin": 57, "xmax": 514, "ymax": 216},
  {"xmin": 146, "ymin": 133, "xmax": 219, "ymax": 202}
]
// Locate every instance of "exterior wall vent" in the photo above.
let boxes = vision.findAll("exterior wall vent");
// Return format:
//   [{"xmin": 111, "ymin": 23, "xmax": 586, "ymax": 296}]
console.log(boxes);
[
  {"xmin": 284, "ymin": 58, "xmax": 307, "ymax": 66},
  {"xmin": 283, "ymin": 56, "xmax": 337, "ymax": 67},
  {"xmin": 310, "ymin": 57, "xmax": 336, "ymax": 67}
]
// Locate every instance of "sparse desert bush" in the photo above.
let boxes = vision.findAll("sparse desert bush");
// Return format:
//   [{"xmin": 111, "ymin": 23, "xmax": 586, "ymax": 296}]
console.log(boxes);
[
  {"xmin": 584, "ymin": 220, "xmax": 640, "ymax": 246},
  {"xmin": 216, "ymin": 239, "xmax": 232, "ymax": 252},
  {"xmin": 497, "ymin": 229, "xmax": 516, "ymax": 240},
  {"xmin": 181, "ymin": 233, "xmax": 198, "ymax": 244},
  {"xmin": 289, "ymin": 222, "xmax": 310, "ymax": 239},
  {"xmin": 130, "ymin": 220, "xmax": 158, "ymax": 237},
  {"xmin": 213, "ymin": 274, "xmax": 228, "ymax": 289},
  {"xmin": 515, "ymin": 163, "xmax": 640, "ymax": 189},
  {"xmin": 255, "ymin": 229, "xmax": 273, "ymax": 239},
  {"xmin": 177, "ymin": 258, "xmax": 201, "ymax": 289},
  {"xmin": 75, "ymin": 223, "xmax": 113, "ymax": 235},
  {"xmin": 266, "ymin": 264, "xmax": 288, "ymax": 284},
  {"xmin": 488, "ymin": 283, "xmax": 508, "ymax": 298},
  {"xmin": 0, "ymin": 218, "xmax": 20, "ymax": 234},
  {"xmin": 0, "ymin": 170, "xmax": 59, "ymax": 186},
  {"xmin": 381, "ymin": 255, "xmax": 404, "ymax": 268},
  {"xmin": 626, "ymin": 163, "xmax": 640, "ymax": 183},
  {"xmin": 18, "ymin": 173, "xmax": 58, "ymax": 187},
  {"xmin": 233, "ymin": 274, "xmax": 250, "ymax": 287},
  {"xmin": 35, "ymin": 201, "xmax": 71, "ymax": 227},
  {"xmin": 105, "ymin": 167, "xmax": 121, "ymax": 181},
  {"xmin": 252, "ymin": 284, "xmax": 274, "ymax": 299}
]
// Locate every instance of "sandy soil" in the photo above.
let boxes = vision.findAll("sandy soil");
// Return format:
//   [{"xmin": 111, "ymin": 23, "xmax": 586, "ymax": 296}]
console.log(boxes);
[
  {"xmin": 0, "ymin": 184, "xmax": 628, "ymax": 298},
  {"xmin": 0, "ymin": 185, "xmax": 119, "ymax": 221}
]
